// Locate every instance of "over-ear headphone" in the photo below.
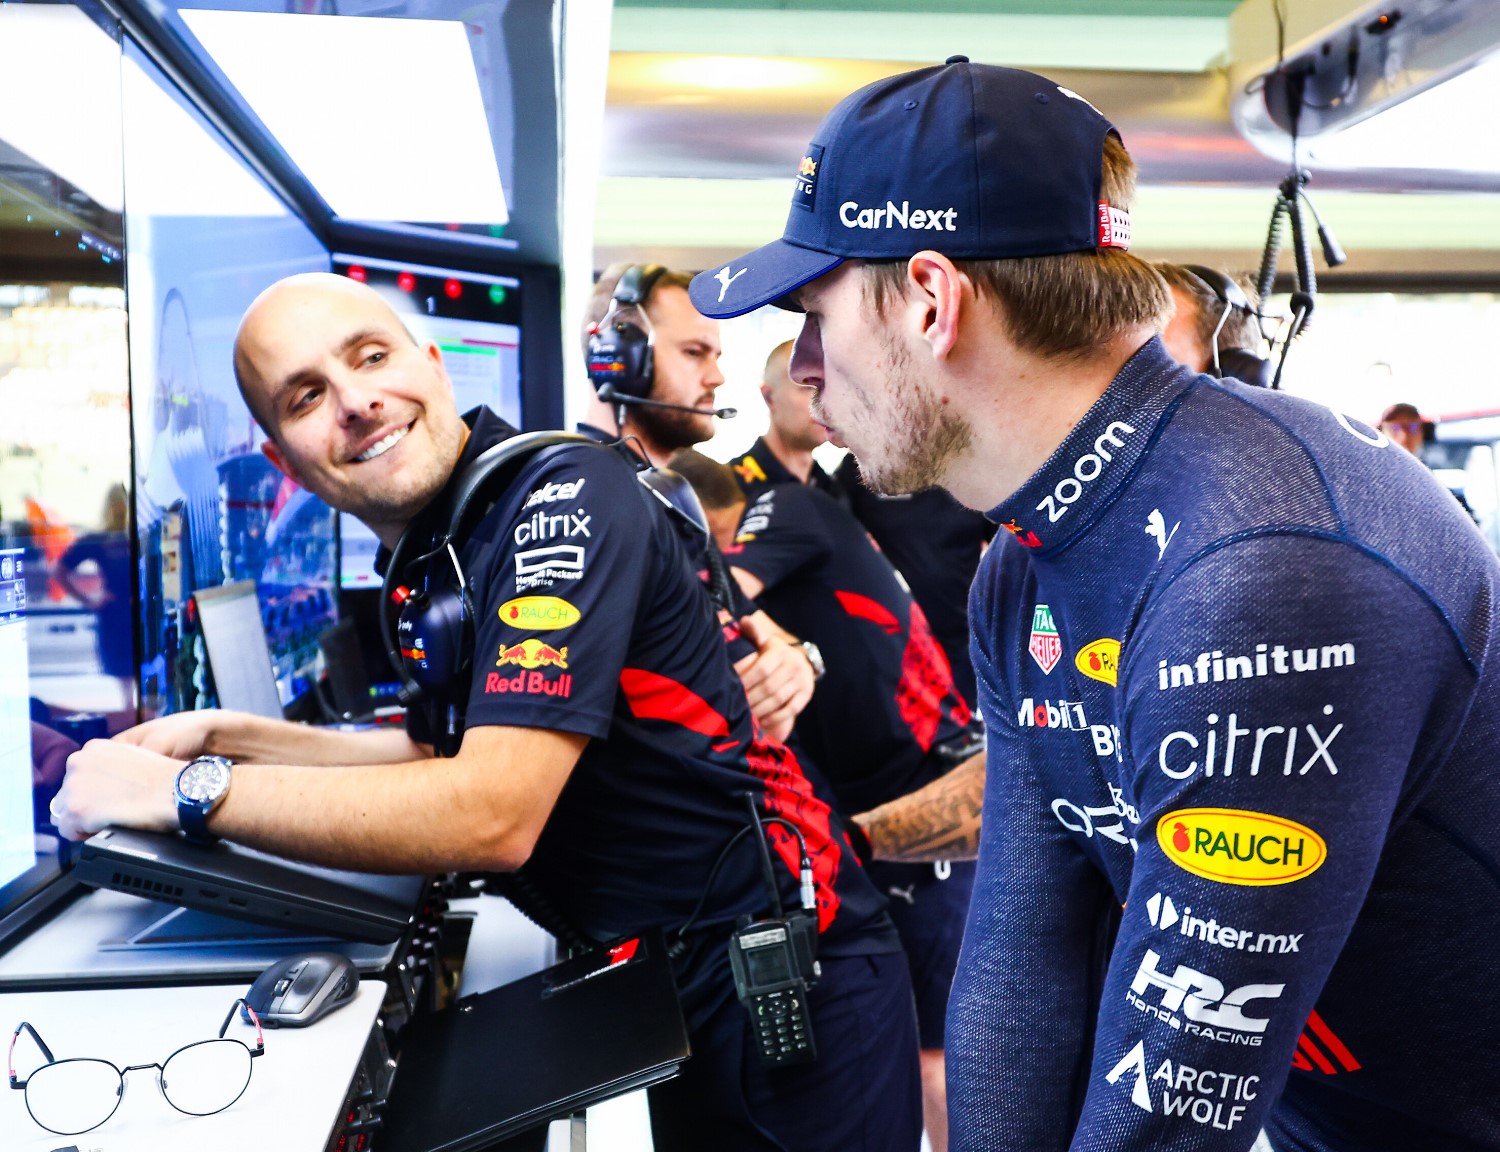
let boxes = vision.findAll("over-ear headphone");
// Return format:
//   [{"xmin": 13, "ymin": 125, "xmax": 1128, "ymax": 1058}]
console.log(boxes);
[
  {"xmin": 380, "ymin": 432, "xmax": 591, "ymax": 732},
  {"xmin": 1182, "ymin": 265, "xmax": 1273, "ymax": 389},
  {"xmin": 585, "ymin": 264, "xmax": 667, "ymax": 400}
]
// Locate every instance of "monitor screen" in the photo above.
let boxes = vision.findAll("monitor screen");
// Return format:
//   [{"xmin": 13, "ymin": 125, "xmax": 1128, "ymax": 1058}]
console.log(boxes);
[
  {"xmin": 0, "ymin": 548, "xmax": 70, "ymax": 928},
  {"xmin": 193, "ymin": 582, "xmax": 286, "ymax": 721},
  {"xmin": 331, "ymin": 255, "xmax": 524, "ymax": 589}
]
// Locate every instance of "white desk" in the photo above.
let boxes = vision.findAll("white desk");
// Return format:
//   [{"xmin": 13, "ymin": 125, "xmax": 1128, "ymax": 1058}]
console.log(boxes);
[{"xmin": 2, "ymin": 981, "xmax": 383, "ymax": 1152}]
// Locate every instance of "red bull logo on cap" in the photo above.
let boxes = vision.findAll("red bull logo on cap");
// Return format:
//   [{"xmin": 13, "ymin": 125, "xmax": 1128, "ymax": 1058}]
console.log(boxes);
[{"xmin": 496, "ymin": 638, "xmax": 569, "ymax": 670}]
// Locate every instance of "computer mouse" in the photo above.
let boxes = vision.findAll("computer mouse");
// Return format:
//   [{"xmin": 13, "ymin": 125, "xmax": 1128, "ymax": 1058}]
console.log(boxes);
[{"xmin": 243, "ymin": 951, "xmax": 358, "ymax": 1028}]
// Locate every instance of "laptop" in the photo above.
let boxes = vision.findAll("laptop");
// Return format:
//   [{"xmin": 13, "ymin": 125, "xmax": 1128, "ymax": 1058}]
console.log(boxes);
[
  {"xmin": 193, "ymin": 580, "xmax": 284, "ymax": 719},
  {"xmin": 380, "ymin": 930, "xmax": 689, "ymax": 1152},
  {"xmin": 73, "ymin": 827, "xmax": 427, "ymax": 944}
]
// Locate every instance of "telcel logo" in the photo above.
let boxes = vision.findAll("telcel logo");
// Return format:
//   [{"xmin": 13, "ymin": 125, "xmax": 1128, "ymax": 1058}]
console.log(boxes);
[
  {"xmin": 499, "ymin": 596, "xmax": 580, "ymax": 631},
  {"xmin": 1076, "ymin": 638, "xmax": 1120, "ymax": 686},
  {"xmin": 1158, "ymin": 808, "xmax": 1326, "ymax": 886}
]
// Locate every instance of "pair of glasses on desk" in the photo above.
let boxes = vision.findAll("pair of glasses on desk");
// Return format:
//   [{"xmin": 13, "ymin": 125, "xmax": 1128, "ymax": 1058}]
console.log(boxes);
[{"xmin": 8, "ymin": 999, "xmax": 265, "ymax": 1136}]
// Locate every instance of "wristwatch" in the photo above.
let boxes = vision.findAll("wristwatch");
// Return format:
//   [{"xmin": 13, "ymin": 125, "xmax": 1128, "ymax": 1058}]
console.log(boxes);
[
  {"xmin": 799, "ymin": 640, "xmax": 827, "ymax": 682},
  {"xmin": 175, "ymin": 755, "xmax": 233, "ymax": 843}
]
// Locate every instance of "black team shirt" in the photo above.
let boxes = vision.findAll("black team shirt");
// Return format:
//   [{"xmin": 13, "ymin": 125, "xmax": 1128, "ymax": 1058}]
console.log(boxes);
[
  {"xmin": 389, "ymin": 410, "xmax": 895, "ymax": 1023},
  {"xmin": 729, "ymin": 438, "xmax": 973, "ymax": 815},
  {"xmin": 832, "ymin": 456, "xmax": 995, "ymax": 703}
]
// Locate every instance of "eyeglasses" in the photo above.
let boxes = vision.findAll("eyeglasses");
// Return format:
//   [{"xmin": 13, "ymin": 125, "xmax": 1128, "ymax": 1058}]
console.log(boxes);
[{"xmin": 9, "ymin": 999, "xmax": 264, "ymax": 1135}]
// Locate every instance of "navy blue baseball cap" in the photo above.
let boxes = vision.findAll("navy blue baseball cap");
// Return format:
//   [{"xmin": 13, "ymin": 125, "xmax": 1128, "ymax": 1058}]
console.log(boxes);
[{"xmin": 689, "ymin": 57, "xmax": 1131, "ymax": 320}]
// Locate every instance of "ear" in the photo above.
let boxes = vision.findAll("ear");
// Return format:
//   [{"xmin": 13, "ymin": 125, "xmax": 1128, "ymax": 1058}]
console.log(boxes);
[
  {"xmin": 261, "ymin": 438, "xmax": 302, "ymax": 484},
  {"xmin": 906, "ymin": 252, "xmax": 967, "ymax": 362},
  {"xmin": 760, "ymin": 382, "xmax": 774, "ymax": 408},
  {"xmin": 424, "ymin": 341, "xmax": 454, "ymax": 392}
]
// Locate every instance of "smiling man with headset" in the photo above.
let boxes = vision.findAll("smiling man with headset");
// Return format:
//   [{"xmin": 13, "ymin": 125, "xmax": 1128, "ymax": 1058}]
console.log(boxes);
[{"xmin": 52, "ymin": 270, "xmax": 923, "ymax": 1150}]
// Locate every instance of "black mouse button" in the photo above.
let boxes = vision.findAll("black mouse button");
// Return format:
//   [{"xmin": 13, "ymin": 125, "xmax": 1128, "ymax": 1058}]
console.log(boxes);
[{"xmin": 290, "ymin": 963, "xmax": 325, "ymax": 1001}]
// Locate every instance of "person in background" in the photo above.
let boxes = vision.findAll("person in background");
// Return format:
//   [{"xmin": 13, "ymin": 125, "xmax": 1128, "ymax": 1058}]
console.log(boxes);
[{"xmin": 1155, "ymin": 262, "xmax": 1270, "ymax": 387}]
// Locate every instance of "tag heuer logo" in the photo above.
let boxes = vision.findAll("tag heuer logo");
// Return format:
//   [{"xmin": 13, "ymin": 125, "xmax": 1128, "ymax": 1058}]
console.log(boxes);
[{"xmin": 1029, "ymin": 604, "xmax": 1062, "ymax": 674}]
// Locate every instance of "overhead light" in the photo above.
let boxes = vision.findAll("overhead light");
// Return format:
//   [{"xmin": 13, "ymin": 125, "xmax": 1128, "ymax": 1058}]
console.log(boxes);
[
  {"xmin": 652, "ymin": 56, "xmax": 828, "ymax": 91},
  {"xmin": 180, "ymin": 10, "xmax": 508, "ymax": 225},
  {"xmin": 0, "ymin": 6, "xmax": 123, "ymax": 213},
  {"xmin": 1229, "ymin": 0, "xmax": 1500, "ymax": 174}
]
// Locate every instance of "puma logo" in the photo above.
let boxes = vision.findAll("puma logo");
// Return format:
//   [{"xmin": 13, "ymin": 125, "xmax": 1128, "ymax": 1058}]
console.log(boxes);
[
  {"xmin": 714, "ymin": 265, "xmax": 748, "ymax": 303},
  {"xmin": 888, "ymin": 884, "xmax": 916, "ymax": 906}
]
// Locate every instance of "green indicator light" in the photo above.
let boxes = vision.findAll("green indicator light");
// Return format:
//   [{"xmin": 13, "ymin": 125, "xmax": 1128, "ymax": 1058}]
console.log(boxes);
[{"xmin": 488, "ymin": 284, "xmax": 508, "ymax": 305}]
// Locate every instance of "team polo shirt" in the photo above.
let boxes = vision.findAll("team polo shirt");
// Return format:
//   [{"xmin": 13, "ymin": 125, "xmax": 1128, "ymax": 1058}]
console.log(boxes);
[
  {"xmin": 947, "ymin": 339, "xmax": 1500, "ymax": 1151},
  {"xmin": 728, "ymin": 438, "xmax": 973, "ymax": 815},
  {"xmin": 832, "ymin": 455, "xmax": 995, "ymax": 703},
  {"xmin": 395, "ymin": 410, "xmax": 893, "ymax": 1015}
]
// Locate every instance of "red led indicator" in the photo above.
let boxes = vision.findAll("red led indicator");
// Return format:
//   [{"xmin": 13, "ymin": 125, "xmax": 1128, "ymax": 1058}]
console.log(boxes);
[
  {"xmin": 397, "ymin": 271, "xmax": 417, "ymax": 293},
  {"xmin": 346, "ymin": 265, "xmax": 367, "ymax": 283},
  {"xmin": 444, "ymin": 278, "xmax": 463, "ymax": 300}
]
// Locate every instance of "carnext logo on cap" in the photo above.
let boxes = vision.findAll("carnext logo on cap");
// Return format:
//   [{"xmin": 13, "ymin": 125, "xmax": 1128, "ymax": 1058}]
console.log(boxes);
[
  {"xmin": 839, "ymin": 200, "xmax": 957, "ymax": 231},
  {"xmin": 792, "ymin": 144, "xmax": 825, "ymax": 212}
]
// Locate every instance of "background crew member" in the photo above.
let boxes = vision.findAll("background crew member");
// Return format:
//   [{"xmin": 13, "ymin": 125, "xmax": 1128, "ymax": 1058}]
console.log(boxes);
[
  {"xmin": 1376, "ymin": 401, "xmax": 1429, "ymax": 456},
  {"xmin": 689, "ymin": 59, "xmax": 1500, "ymax": 1151},
  {"xmin": 579, "ymin": 261, "xmax": 817, "ymax": 742},
  {"xmin": 53, "ymin": 272, "xmax": 923, "ymax": 1151},
  {"xmin": 698, "ymin": 357, "xmax": 982, "ymax": 1152},
  {"xmin": 1155, "ymin": 262, "xmax": 1270, "ymax": 386}
]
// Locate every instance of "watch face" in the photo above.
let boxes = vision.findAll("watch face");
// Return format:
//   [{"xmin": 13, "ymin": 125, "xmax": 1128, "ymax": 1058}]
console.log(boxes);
[{"xmin": 179, "ymin": 760, "xmax": 230, "ymax": 802}]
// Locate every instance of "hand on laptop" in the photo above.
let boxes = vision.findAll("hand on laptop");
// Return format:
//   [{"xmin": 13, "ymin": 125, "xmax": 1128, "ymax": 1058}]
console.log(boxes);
[{"xmin": 52, "ymin": 739, "xmax": 181, "ymax": 842}]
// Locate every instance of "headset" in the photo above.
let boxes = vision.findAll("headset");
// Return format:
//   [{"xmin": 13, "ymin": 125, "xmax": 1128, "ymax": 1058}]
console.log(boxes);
[
  {"xmin": 585, "ymin": 264, "xmax": 667, "ymax": 401},
  {"xmin": 1182, "ymin": 264, "xmax": 1274, "ymax": 389},
  {"xmin": 585, "ymin": 264, "xmax": 737, "ymax": 420},
  {"xmin": 380, "ymin": 431, "xmax": 591, "ymax": 751}
]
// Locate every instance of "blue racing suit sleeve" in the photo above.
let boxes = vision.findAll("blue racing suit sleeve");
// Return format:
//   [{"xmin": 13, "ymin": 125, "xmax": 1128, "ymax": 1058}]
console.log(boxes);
[
  {"xmin": 947, "ymin": 563, "xmax": 1117, "ymax": 1152},
  {"xmin": 1067, "ymin": 533, "xmax": 1468, "ymax": 1149}
]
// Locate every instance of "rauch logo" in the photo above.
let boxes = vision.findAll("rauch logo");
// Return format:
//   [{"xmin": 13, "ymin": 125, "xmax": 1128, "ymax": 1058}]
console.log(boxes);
[
  {"xmin": 499, "ymin": 596, "xmax": 580, "ymax": 631},
  {"xmin": 1076, "ymin": 638, "xmax": 1120, "ymax": 686},
  {"xmin": 1157, "ymin": 808, "xmax": 1326, "ymax": 886}
]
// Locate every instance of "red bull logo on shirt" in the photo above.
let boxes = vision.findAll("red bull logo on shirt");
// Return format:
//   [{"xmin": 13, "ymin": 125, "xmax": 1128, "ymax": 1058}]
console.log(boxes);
[
  {"xmin": 1158, "ymin": 808, "xmax": 1326, "ymax": 886},
  {"xmin": 496, "ymin": 638, "xmax": 570, "ymax": 670}
]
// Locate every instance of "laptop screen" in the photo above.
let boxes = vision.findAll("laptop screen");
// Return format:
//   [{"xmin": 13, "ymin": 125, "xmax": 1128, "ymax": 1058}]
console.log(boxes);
[{"xmin": 193, "ymin": 582, "xmax": 284, "ymax": 720}]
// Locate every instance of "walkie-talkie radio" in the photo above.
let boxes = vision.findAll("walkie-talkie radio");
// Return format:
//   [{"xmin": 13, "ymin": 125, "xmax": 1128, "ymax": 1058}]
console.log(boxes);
[
  {"xmin": 729, "ymin": 911, "xmax": 819, "ymax": 1066},
  {"xmin": 729, "ymin": 794, "xmax": 821, "ymax": 1067}
]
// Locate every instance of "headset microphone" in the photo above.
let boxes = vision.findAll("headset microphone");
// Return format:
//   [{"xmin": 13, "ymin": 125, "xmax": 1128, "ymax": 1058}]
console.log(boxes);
[{"xmin": 596, "ymin": 382, "xmax": 737, "ymax": 420}]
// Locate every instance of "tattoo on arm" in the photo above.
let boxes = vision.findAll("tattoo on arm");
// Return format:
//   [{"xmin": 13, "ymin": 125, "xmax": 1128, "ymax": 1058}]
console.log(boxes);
[{"xmin": 853, "ymin": 752, "xmax": 985, "ymax": 863}]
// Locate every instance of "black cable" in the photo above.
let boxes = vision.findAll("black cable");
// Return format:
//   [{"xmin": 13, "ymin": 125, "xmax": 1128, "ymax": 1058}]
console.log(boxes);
[
  {"xmin": 743, "ymin": 792, "xmax": 784, "ymax": 920},
  {"xmin": 673, "ymin": 813, "xmax": 815, "ymax": 952}
]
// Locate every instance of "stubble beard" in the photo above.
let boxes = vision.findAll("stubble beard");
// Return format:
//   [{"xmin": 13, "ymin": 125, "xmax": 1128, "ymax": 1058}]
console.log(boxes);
[{"xmin": 850, "ymin": 335, "xmax": 972, "ymax": 496}]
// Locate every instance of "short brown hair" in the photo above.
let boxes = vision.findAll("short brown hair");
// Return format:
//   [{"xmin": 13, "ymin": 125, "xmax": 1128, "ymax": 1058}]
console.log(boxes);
[
  {"xmin": 668, "ymin": 449, "xmax": 744, "ymax": 511},
  {"xmin": 862, "ymin": 134, "xmax": 1170, "ymax": 361},
  {"xmin": 1156, "ymin": 263, "xmax": 1262, "ymax": 355},
  {"xmin": 580, "ymin": 263, "xmax": 694, "ymax": 360}
]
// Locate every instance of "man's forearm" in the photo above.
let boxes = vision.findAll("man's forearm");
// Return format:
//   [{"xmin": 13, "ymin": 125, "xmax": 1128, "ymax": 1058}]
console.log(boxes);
[
  {"xmin": 852, "ymin": 751, "xmax": 985, "ymax": 862},
  {"xmin": 208, "ymin": 713, "xmax": 426, "ymax": 766}
]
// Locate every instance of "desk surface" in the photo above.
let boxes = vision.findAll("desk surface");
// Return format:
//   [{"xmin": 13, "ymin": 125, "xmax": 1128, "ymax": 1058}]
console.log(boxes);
[{"xmin": 2, "ymin": 980, "xmax": 383, "ymax": 1152}]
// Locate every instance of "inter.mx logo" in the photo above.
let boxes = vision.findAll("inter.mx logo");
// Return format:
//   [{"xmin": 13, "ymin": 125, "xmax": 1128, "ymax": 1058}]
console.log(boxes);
[
  {"xmin": 1144, "ymin": 893, "xmax": 1303, "ymax": 955},
  {"xmin": 1105, "ymin": 1041, "xmax": 1259, "ymax": 1133},
  {"xmin": 1124, "ymin": 948, "xmax": 1284, "ymax": 1046}
]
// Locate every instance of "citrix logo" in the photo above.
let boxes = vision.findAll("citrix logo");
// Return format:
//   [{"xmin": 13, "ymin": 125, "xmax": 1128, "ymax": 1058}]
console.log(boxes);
[
  {"xmin": 1145, "ymin": 893, "xmax": 1303, "ymax": 955},
  {"xmin": 1126, "ymin": 948, "xmax": 1283, "ymax": 1040}
]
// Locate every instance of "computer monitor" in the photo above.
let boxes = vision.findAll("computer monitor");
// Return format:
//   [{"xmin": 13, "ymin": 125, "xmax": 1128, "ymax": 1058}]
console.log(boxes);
[
  {"xmin": 0, "ymin": 548, "xmax": 77, "ymax": 949},
  {"xmin": 193, "ymin": 581, "xmax": 284, "ymax": 720},
  {"xmin": 330, "ymin": 254, "xmax": 523, "ymax": 589}
]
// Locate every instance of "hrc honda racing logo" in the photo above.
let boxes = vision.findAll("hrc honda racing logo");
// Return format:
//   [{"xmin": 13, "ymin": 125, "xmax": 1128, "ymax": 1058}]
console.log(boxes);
[{"xmin": 1125, "ymin": 947, "xmax": 1284, "ymax": 1047}]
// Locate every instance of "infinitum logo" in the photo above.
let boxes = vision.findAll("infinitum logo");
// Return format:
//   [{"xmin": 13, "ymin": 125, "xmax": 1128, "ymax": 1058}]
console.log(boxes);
[
  {"xmin": 1157, "ymin": 642, "xmax": 1356, "ymax": 691},
  {"xmin": 1144, "ymin": 892, "xmax": 1303, "ymax": 954}
]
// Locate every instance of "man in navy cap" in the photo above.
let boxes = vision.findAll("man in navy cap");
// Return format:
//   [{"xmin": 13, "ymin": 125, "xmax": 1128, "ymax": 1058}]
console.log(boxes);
[{"xmin": 690, "ymin": 57, "xmax": 1500, "ymax": 1152}]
